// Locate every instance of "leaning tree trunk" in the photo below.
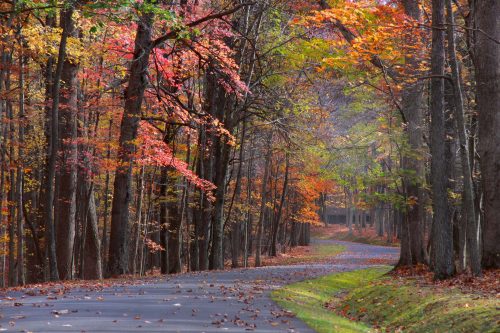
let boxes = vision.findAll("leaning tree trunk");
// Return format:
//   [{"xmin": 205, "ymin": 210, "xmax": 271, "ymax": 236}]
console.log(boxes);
[
  {"xmin": 474, "ymin": 0, "xmax": 500, "ymax": 269},
  {"xmin": 82, "ymin": 184, "xmax": 102, "ymax": 280},
  {"xmin": 430, "ymin": 0, "xmax": 454, "ymax": 279},
  {"xmin": 108, "ymin": 9, "xmax": 154, "ymax": 276}
]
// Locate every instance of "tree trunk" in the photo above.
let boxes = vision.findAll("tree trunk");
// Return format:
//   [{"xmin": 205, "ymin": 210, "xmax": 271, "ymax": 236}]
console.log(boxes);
[
  {"xmin": 7, "ymin": 71, "xmax": 17, "ymax": 287},
  {"xmin": 167, "ymin": 176, "xmax": 181, "ymax": 274},
  {"xmin": 474, "ymin": 0, "xmax": 500, "ymax": 269},
  {"xmin": 229, "ymin": 123, "xmax": 246, "ymax": 268},
  {"xmin": 159, "ymin": 166, "xmax": 169, "ymax": 274},
  {"xmin": 255, "ymin": 133, "xmax": 272, "ymax": 267},
  {"xmin": 55, "ymin": 8, "xmax": 79, "ymax": 280},
  {"xmin": 83, "ymin": 184, "xmax": 102, "ymax": 280},
  {"xmin": 270, "ymin": 154, "xmax": 289, "ymax": 257},
  {"xmin": 446, "ymin": 0, "xmax": 481, "ymax": 275},
  {"xmin": 207, "ymin": 71, "xmax": 232, "ymax": 271},
  {"xmin": 132, "ymin": 167, "xmax": 145, "ymax": 275},
  {"xmin": 108, "ymin": 9, "xmax": 154, "ymax": 276},
  {"xmin": 16, "ymin": 43, "xmax": 25, "ymax": 285},
  {"xmin": 45, "ymin": 4, "xmax": 77, "ymax": 281},
  {"xmin": 101, "ymin": 119, "xmax": 113, "ymax": 271},
  {"xmin": 398, "ymin": 0, "xmax": 427, "ymax": 266},
  {"xmin": 430, "ymin": 0, "xmax": 454, "ymax": 279}
]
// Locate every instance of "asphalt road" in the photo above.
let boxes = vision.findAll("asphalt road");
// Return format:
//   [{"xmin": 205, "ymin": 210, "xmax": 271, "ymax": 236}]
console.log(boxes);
[{"xmin": 0, "ymin": 240, "xmax": 399, "ymax": 333}]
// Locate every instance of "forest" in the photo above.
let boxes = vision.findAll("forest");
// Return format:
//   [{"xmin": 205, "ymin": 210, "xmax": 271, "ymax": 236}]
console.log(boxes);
[{"xmin": 0, "ymin": 0, "xmax": 498, "ymax": 291}]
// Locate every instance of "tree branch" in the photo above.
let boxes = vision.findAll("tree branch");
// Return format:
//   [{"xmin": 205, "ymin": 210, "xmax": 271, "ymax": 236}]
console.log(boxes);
[{"xmin": 150, "ymin": 2, "xmax": 255, "ymax": 49}]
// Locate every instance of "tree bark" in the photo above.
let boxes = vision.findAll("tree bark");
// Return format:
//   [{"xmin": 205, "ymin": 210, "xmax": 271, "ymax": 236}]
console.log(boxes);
[
  {"xmin": 132, "ymin": 167, "xmax": 145, "ymax": 275},
  {"xmin": 206, "ymin": 69, "xmax": 232, "ymax": 271},
  {"xmin": 255, "ymin": 132, "xmax": 272, "ymax": 267},
  {"xmin": 270, "ymin": 154, "xmax": 289, "ymax": 257},
  {"xmin": 101, "ymin": 118, "xmax": 113, "ymax": 271},
  {"xmin": 474, "ymin": 0, "xmax": 500, "ymax": 269},
  {"xmin": 16, "ymin": 41, "xmax": 25, "ymax": 285},
  {"xmin": 430, "ymin": 0, "xmax": 454, "ymax": 279},
  {"xmin": 446, "ymin": 0, "xmax": 481, "ymax": 275},
  {"xmin": 55, "ymin": 7, "xmax": 79, "ymax": 280},
  {"xmin": 397, "ymin": 0, "xmax": 427, "ymax": 266},
  {"xmin": 229, "ymin": 123, "xmax": 246, "ymax": 268},
  {"xmin": 83, "ymin": 184, "xmax": 102, "ymax": 280},
  {"xmin": 108, "ymin": 8, "xmax": 154, "ymax": 276},
  {"xmin": 167, "ymin": 174, "xmax": 181, "ymax": 274},
  {"xmin": 7, "ymin": 70, "xmax": 17, "ymax": 286},
  {"xmin": 45, "ymin": 3, "xmax": 77, "ymax": 281}
]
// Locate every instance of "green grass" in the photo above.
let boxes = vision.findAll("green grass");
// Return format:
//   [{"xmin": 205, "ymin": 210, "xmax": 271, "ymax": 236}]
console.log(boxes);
[
  {"xmin": 314, "ymin": 244, "xmax": 346, "ymax": 258},
  {"xmin": 272, "ymin": 267, "xmax": 500, "ymax": 333},
  {"xmin": 271, "ymin": 266, "xmax": 392, "ymax": 332},
  {"xmin": 341, "ymin": 276, "xmax": 500, "ymax": 333}
]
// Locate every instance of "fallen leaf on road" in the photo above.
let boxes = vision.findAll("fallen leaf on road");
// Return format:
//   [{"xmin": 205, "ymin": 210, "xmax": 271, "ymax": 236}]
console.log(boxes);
[{"xmin": 51, "ymin": 309, "xmax": 69, "ymax": 315}]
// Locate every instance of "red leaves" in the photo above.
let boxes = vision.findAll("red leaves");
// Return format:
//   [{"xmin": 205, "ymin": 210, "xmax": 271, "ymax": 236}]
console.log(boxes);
[{"xmin": 137, "ymin": 122, "xmax": 216, "ymax": 194}]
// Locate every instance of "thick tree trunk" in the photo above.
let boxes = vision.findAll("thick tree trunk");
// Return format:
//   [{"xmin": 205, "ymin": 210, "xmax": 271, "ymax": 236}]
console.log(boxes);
[
  {"xmin": 206, "ymin": 72, "xmax": 232, "ymax": 271},
  {"xmin": 45, "ymin": 4, "xmax": 78, "ymax": 281},
  {"xmin": 430, "ymin": 0, "xmax": 454, "ymax": 279},
  {"xmin": 55, "ymin": 8, "xmax": 79, "ymax": 280},
  {"xmin": 474, "ymin": 0, "xmax": 500, "ymax": 269},
  {"xmin": 398, "ymin": 1, "xmax": 427, "ymax": 267},
  {"xmin": 38, "ymin": 11, "xmax": 55, "ymax": 281},
  {"xmin": 108, "ymin": 9, "xmax": 153, "ymax": 276}
]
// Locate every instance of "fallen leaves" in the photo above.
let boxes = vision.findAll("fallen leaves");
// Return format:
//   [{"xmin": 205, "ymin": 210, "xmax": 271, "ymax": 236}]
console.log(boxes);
[{"xmin": 392, "ymin": 264, "xmax": 500, "ymax": 296}]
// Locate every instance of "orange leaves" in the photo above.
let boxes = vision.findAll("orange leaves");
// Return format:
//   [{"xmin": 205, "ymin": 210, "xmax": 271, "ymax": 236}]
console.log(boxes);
[
  {"xmin": 143, "ymin": 238, "xmax": 165, "ymax": 253},
  {"xmin": 295, "ymin": 206, "xmax": 322, "ymax": 226},
  {"xmin": 295, "ymin": 0, "xmax": 426, "ymax": 82}
]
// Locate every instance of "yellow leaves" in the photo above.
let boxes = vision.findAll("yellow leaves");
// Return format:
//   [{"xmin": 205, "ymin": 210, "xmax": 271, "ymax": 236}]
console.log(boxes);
[
  {"xmin": 66, "ymin": 36, "xmax": 86, "ymax": 65},
  {"xmin": 22, "ymin": 14, "xmax": 88, "ymax": 65},
  {"xmin": 23, "ymin": 25, "xmax": 62, "ymax": 61}
]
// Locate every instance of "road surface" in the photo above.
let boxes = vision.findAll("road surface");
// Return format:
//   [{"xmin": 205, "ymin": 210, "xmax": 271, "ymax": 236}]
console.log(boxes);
[{"xmin": 0, "ymin": 240, "xmax": 398, "ymax": 332}]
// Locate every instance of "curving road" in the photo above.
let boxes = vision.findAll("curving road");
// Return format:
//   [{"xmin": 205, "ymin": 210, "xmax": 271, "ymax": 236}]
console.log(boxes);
[{"xmin": 0, "ymin": 240, "xmax": 398, "ymax": 333}]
